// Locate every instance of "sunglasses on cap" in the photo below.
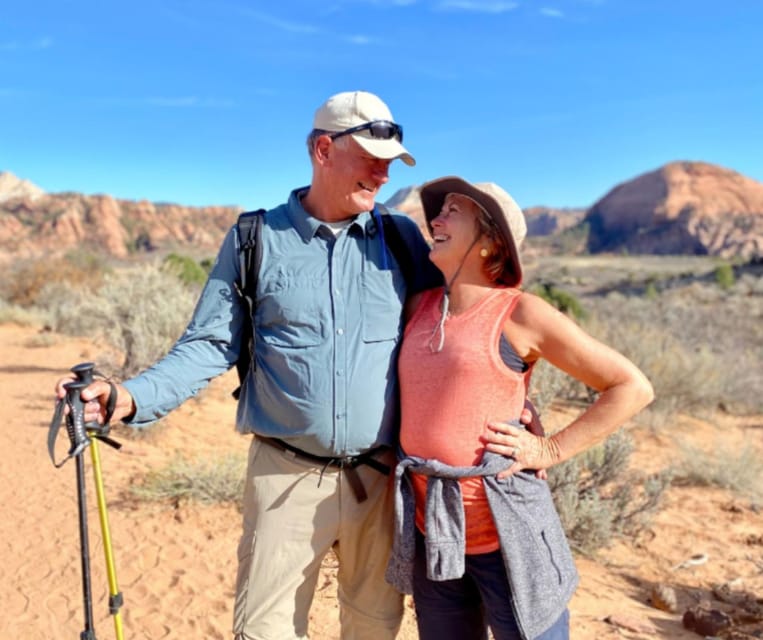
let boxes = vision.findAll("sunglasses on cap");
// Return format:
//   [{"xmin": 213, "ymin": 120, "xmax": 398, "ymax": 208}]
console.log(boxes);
[{"xmin": 329, "ymin": 120, "xmax": 403, "ymax": 143}]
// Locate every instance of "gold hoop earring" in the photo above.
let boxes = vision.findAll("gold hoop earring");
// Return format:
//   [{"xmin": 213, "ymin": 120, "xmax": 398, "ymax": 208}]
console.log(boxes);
[{"xmin": 479, "ymin": 248, "xmax": 489, "ymax": 258}]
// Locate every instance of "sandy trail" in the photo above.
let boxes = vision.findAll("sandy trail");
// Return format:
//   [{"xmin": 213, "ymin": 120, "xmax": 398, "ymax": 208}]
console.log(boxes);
[{"xmin": 1, "ymin": 324, "xmax": 760, "ymax": 639}]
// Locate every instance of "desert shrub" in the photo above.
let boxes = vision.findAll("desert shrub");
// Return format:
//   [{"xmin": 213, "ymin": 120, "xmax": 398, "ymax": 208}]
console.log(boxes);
[
  {"xmin": 582, "ymin": 294, "xmax": 738, "ymax": 419},
  {"xmin": 41, "ymin": 262, "xmax": 199, "ymax": 377},
  {"xmin": 0, "ymin": 299, "xmax": 48, "ymax": 326},
  {"xmin": 129, "ymin": 452, "xmax": 246, "ymax": 507},
  {"xmin": 673, "ymin": 441, "xmax": 763, "ymax": 498},
  {"xmin": 162, "ymin": 253, "xmax": 209, "ymax": 287},
  {"xmin": 528, "ymin": 360, "xmax": 589, "ymax": 415},
  {"xmin": 2, "ymin": 252, "xmax": 108, "ymax": 307},
  {"xmin": 38, "ymin": 282, "xmax": 92, "ymax": 337},
  {"xmin": 23, "ymin": 332, "xmax": 58, "ymax": 348},
  {"xmin": 644, "ymin": 281, "xmax": 659, "ymax": 300},
  {"xmin": 714, "ymin": 262, "xmax": 735, "ymax": 290},
  {"xmin": 530, "ymin": 283, "xmax": 586, "ymax": 320},
  {"xmin": 547, "ymin": 429, "xmax": 672, "ymax": 554}
]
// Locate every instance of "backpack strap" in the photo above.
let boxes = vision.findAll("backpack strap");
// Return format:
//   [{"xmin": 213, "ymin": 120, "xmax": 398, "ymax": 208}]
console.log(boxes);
[
  {"xmin": 374, "ymin": 202, "xmax": 442, "ymax": 293},
  {"xmin": 375, "ymin": 203, "xmax": 416, "ymax": 286},
  {"xmin": 233, "ymin": 208, "xmax": 266, "ymax": 400}
]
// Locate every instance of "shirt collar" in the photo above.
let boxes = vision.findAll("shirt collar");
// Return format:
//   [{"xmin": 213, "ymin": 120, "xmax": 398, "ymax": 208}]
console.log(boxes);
[{"xmin": 286, "ymin": 187, "xmax": 374, "ymax": 243}]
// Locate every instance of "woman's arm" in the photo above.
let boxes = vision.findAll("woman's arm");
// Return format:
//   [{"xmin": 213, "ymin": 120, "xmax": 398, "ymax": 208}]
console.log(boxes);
[{"xmin": 486, "ymin": 292, "xmax": 654, "ymax": 472}]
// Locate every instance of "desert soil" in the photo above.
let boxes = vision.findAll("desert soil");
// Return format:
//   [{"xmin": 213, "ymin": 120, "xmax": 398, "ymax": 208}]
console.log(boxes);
[{"xmin": 1, "ymin": 323, "xmax": 761, "ymax": 639}]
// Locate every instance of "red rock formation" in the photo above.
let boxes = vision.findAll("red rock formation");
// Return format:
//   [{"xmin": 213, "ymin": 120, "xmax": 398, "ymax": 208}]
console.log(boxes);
[
  {"xmin": 585, "ymin": 161, "xmax": 763, "ymax": 258},
  {"xmin": 0, "ymin": 188, "xmax": 241, "ymax": 265}
]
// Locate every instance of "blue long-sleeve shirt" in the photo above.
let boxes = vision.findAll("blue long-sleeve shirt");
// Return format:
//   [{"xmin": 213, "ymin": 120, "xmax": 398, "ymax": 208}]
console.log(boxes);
[{"xmin": 123, "ymin": 187, "xmax": 438, "ymax": 457}]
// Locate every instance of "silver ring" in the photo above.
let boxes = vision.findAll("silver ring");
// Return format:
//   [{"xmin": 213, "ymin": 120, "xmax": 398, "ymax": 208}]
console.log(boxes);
[{"xmin": 513, "ymin": 446, "xmax": 521, "ymax": 458}]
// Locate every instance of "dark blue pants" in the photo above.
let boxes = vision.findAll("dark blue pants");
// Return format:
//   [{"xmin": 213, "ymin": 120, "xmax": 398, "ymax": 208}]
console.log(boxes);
[{"xmin": 412, "ymin": 532, "xmax": 569, "ymax": 640}]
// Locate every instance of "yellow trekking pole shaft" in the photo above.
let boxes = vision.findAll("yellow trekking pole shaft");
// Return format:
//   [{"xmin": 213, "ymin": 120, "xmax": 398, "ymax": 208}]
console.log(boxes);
[{"xmin": 90, "ymin": 437, "xmax": 125, "ymax": 640}]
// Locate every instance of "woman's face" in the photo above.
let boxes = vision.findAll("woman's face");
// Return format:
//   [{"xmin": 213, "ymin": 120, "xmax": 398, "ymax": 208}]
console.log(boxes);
[{"xmin": 428, "ymin": 193, "xmax": 483, "ymax": 265}]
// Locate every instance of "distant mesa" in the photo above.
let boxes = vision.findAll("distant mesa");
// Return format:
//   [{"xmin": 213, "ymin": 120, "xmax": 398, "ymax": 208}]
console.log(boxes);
[
  {"xmin": 523, "ymin": 206, "xmax": 587, "ymax": 237},
  {"xmin": 387, "ymin": 161, "xmax": 763, "ymax": 260},
  {"xmin": 1, "ymin": 161, "xmax": 762, "ymax": 264},
  {"xmin": 585, "ymin": 161, "xmax": 763, "ymax": 259}
]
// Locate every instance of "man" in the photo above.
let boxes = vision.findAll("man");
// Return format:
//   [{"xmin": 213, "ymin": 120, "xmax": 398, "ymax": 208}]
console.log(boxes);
[{"xmin": 56, "ymin": 91, "xmax": 533, "ymax": 639}]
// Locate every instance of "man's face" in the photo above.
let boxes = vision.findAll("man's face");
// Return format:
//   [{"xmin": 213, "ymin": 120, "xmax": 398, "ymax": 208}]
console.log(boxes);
[{"xmin": 325, "ymin": 136, "xmax": 393, "ymax": 216}]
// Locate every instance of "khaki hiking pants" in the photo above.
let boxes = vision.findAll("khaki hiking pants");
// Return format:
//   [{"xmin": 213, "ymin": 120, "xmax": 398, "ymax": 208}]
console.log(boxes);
[{"xmin": 233, "ymin": 437, "xmax": 403, "ymax": 640}]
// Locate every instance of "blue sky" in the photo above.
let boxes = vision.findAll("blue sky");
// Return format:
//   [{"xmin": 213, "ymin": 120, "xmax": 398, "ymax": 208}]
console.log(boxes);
[{"xmin": 2, "ymin": 1, "xmax": 761, "ymax": 210}]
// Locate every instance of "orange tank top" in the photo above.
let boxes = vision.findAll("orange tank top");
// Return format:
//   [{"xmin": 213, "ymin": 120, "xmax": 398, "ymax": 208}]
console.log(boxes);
[{"xmin": 399, "ymin": 287, "xmax": 531, "ymax": 554}]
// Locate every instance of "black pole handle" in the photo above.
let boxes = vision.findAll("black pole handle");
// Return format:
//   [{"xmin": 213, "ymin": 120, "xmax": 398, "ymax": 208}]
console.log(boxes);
[
  {"xmin": 71, "ymin": 361, "xmax": 96, "ymax": 385},
  {"xmin": 49, "ymin": 363, "xmax": 120, "ymax": 467},
  {"xmin": 63, "ymin": 380, "xmax": 91, "ymax": 458},
  {"xmin": 70, "ymin": 362, "xmax": 100, "ymax": 430}
]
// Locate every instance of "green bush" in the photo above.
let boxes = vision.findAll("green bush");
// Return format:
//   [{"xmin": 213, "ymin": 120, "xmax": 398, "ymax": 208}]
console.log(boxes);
[
  {"xmin": 530, "ymin": 283, "xmax": 586, "ymax": 320},
  {"xmin": 714, "ymin": 263, "xmax": 735, "ymax": 290},
  {"xmin": 162, "ymin": 253, "xmax": 210, "ymax": 287}
]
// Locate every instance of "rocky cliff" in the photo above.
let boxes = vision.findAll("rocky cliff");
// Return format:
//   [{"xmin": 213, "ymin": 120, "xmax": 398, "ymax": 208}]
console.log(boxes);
[
  {"xmin": 3, "ymin": 161, "xmax": 762, "ymax": 264},
  {"xmin": 0, "ymin": 172, "xmax": 240, "ymax": 264},
  {"xmin": 585, "ymin": 161, "xmax": 763, "ymax": 259}
]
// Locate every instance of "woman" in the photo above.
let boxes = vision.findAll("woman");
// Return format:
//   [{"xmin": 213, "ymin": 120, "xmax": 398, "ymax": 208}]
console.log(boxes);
[{"xmin": 385, "ymin": 177, "xmax": 654, "ymax": 640}]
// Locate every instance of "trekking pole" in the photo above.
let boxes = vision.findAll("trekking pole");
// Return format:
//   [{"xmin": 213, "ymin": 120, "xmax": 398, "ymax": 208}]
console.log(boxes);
[
  {"xmin": 71, "ymin": 363, "xmax": 125, "ymax": 640},
  {"xmin": 62, "ymin": 379, "xmax": 99, "ymax": 640},
  {"xmin": 50, "ymin": 363, "xmax": 125, "ymax": 640}
]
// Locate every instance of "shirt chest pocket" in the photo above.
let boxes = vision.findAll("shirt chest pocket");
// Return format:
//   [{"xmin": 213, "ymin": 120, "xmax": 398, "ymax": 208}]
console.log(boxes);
[
  {"xmin": 256, "ymin": 275, "xmax": 327, "ymax": 347},
  {"xmin": 360, "ymin": 270, "xmax": 404, "ymax": 343}
]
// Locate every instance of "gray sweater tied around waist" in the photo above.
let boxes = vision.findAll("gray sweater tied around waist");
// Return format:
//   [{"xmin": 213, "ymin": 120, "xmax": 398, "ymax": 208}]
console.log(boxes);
[{"xmin": 385, "ymin": 446, "xmax": 579, "ymax": 640}]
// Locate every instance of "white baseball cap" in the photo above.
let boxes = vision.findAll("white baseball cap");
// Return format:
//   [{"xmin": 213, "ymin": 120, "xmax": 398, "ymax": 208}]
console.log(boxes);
[{"xmin": 313, "ymin": 91, "xmax": 415, "ymax": 166}]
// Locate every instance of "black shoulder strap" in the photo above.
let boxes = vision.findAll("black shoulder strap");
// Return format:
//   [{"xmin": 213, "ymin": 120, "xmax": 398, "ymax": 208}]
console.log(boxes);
[
  {"xmin": 233, "ymin": 208, "xmax": 266, "ymax": 400},
  {"xmin": 374, "ymin": 202, "xmax": 416, "ymax": 286},
  {"xmin": 236, "ymin": 208, "xmax": 266, "ymax": 295}
]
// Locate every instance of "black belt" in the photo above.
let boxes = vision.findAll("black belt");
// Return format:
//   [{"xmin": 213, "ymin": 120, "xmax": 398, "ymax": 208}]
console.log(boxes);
[{"xmin": 257, "ymin": 436, "xmax": 390, "ymax": 503}]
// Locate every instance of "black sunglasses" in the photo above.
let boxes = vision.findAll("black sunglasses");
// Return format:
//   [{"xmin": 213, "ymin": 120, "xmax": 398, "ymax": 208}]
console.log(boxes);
[{"xmin": 329, "ymin": 120, "xmax": 403, "ymax": 143}]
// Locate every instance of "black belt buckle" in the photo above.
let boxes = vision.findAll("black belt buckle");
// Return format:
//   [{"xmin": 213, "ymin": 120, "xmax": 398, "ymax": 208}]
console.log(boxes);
[{"xmin": 257, "ymin": 437, "xmax": 390, "ymax": 503}]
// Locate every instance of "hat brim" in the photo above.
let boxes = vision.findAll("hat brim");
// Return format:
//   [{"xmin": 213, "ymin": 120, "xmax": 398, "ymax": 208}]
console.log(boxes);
[
  {"xmin": 420, "ymin": 176, "xmax": 523, "ymax": 287},
  {"xmin": 351, "ymin": 135, "xmax": 416, "ymax": 166}
]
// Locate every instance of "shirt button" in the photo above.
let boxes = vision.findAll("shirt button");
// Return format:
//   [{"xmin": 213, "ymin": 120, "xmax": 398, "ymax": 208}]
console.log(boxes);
[
  {"xmin": 337, "ymin": 328, "xmax": 344, "ymax": 335},
  {"xmin": 337, "ymin": 370, "xmax": 344, "ymax": 376}
]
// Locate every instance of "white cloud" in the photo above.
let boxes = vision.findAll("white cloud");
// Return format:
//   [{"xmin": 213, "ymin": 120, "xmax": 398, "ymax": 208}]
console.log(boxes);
[
  {"xmin": 343, "ymin": 34, "xmax": 384, "ymax": 45},
  {"xmin": 540, "ymin": 7, "xmax": 564, "ymax": 18},
  {"xmin": 0, "ymin": 37, "xmax": 53, "ymax": 51},
  {"xmin": 237, "ymin": 9, "xmax": 319, "ymax": 34},
  {"xmin": 436, "ymin": 1, "xmax": 519, "ymax": 13}
]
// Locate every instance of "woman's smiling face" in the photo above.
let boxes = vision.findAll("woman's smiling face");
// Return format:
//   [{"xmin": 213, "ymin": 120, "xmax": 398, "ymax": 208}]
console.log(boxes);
[{"xmin": 428, "ymin": 192, "xmax": 483, "ymax": 263}]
